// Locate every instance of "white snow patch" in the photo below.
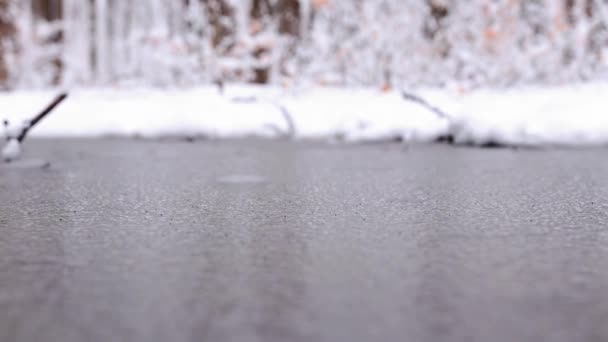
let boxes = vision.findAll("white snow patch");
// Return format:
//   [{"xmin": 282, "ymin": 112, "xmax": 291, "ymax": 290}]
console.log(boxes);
[
  {"xmin": 427, "ymin": 83, "xmax": 608, "ymax": 146},
  {"xmin": 0, "ymin": 83, "xmax": 607, "ymax": 146},
  {"xmin": 1, "ymin": 139, "xmax": 22, "ymax": 162},
  {"xmin": 282, "ymin": 88, "xmax": 448, "ymax": 142},
  {"xmin": 0, "ymin": 86, "xmax": 449, "ymax": 142}
]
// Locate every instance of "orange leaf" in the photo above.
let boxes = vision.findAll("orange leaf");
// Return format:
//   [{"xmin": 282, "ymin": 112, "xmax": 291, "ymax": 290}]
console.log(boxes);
[
  {"xmin": 313, "ymin": 0, "xmax": 330, "ymax": 10},
  {"xmin": 484, "ymin": 27, "xmax": 498, "ymax": 41},
  {"xmin": 249, "ymin": 19, "xmax": 263, "ymax": 35}
]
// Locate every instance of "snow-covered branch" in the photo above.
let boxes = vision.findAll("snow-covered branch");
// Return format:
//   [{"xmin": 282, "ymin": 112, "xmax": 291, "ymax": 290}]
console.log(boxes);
[{"xmin": 2, "ymin": 92, "xmax": 67, "ymax": 162}]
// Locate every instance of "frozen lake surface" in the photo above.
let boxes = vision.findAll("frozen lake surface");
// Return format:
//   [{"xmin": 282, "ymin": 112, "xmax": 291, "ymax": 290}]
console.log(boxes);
[{"xmin": 1, "ymin": 140, "xmax": 608, "ymax": 342}]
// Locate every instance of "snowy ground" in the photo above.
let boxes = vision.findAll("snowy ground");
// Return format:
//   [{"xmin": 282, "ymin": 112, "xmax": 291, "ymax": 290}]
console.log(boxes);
[{"xmin": 1, "ymin": 83, "xmax": 607, "ymax": 146}]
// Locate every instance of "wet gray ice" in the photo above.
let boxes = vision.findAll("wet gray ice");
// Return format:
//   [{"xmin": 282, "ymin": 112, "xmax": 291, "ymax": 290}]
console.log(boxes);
[{"xmin": 1, "ymin": 140, "xmax": 608, "ymax": 342}]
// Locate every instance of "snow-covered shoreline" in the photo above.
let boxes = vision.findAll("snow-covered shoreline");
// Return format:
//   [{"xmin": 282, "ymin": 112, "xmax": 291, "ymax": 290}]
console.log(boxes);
[
  {"xmin": 1, "ymin": 83, "xmax": 607, "ymax": 147},
  {"xmin": 431, "ymin": 83, "xmax": 608, "ymax": 146}
]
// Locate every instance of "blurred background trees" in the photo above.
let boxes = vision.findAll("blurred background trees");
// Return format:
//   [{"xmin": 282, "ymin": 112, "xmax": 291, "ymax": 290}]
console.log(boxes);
[
  {"xmin": 0, "ymin": 0, "xmax": 16, "ymax": 88},
  {"xmin": 0, "ymin": 0, "xmax": 607, "ymax": 89}
]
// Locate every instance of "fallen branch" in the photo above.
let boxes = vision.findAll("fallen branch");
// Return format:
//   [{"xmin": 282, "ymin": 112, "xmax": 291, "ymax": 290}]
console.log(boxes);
[
  {"xmin": 2, "ymin": 92, "xmax": 68, "ymax": 163},
  {"xmin": 264, "ymin": 103, "xmax": 296, "ymax": 140},
  {"xmin": 401, "ymin": 91, "xmax": 512, "ymax": 148},
  {"xmin": 401, "ymin": 90, "xmax": 449, "ymax": 120},
  {"xmin": 401, "ymin": 90, "xmax": 459, "ymax": 144},
  {"xmin": 17, "ymin": 92, "xmax": 68, "ymax": 142},
  {"xmin": 276, "ymin": 103, "xmax": 296, "ymax": 140}
]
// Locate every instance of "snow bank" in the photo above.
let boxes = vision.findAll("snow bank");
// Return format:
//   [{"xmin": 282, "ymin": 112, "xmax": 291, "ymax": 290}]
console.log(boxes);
[
  {"xmin": 1, "ymin": 87, "xmax": 287, "ymax": 139},
  {"xmin": 425, "ymin": 83, "xmax": 608, "ymax": 146},
  {"xmin": 1, "ymin": 83, "xmax": 607, "ymax": 146},
  {"xmin": 0, "ymin": 86, "xmax": 448, "ymax": 142}
]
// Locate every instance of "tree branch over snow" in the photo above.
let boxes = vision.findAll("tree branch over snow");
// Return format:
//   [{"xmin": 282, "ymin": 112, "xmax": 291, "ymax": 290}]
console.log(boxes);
[
  {"xmin": 17, "ymin": 92, "xmax": 68, "ymax": 142},
  {"xmin": 401, "ymin": 90, "xmax": 461, "ymax": 144},
  {"xmin": 401, "ymin": 91, "xmax": 450, "ymax": 120},
  {"xmin": 2, "ymin": 92, "xmax": 68, "ymax": 163}
]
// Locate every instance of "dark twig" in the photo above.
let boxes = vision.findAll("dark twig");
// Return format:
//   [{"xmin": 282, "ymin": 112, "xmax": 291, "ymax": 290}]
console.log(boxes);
[
  {"xmin": 401, "ymin": 90, "xmax": 459, "ymax": 144},
  {"xmin": 264, "ymin": 103, "xmax": 296, "ymax": 140},
  {"xmin": 276, "ymin": 103, "xmax": 296, "ymax": 139},
  {"xmin": 214, "ymin": 79, "xmax": 225, "ymax": 96},
  {"xmin": 401, "ymin": 90, "xmax": 449, "ymax": 120},
  {"xmin": 17, "ymin": 92, "xmax": 68, "ymax": 142}
]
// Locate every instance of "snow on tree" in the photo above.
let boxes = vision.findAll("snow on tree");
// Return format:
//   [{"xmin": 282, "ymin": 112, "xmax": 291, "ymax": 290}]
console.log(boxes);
[
  {"xmin": 1, "ymin": 0, "xmax": 607, "ymax": 89},
  {"xmin": 0, "ymin": 0, "xmax": 17, "ymax": 88}
]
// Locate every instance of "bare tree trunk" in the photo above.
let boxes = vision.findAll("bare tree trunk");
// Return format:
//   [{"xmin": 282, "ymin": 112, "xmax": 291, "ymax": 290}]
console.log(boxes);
[
  {"xmin": 0, "ymin": 0, "xmax": 15, "ymax": 87},
  {"xmin": 33, "ymin": 0, "xmax": 62, "ymax": 20},
  {"xmin": 94, "ymin": 0, "xmax": 109, "ymax": 84},
  {"xmin": 200, "ymin": 0, "xmax": 235, "ymax": 48},
  {"xmin": 249, "ymin": 0, "xmax": 301, "ymax": 84},
  {"xmin": 33, "ymin": 0, "xmax": 63, "ymax": 85},
  {"xmin": 277, "ymin": 0, "xmax": 300, "ymax": 36}
]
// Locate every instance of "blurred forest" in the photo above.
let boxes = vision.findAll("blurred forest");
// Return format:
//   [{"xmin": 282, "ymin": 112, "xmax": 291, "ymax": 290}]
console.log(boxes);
[{"xmin": 0, "ymin": 0, "xmax": 607, "ymax": 89}]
